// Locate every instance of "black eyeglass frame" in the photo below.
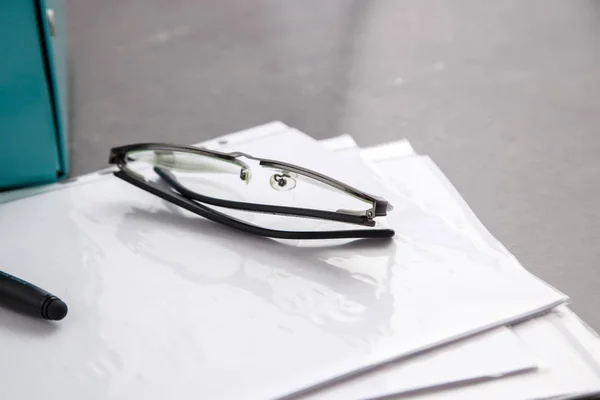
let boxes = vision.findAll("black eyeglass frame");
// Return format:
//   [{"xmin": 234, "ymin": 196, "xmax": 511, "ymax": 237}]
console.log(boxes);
[{"xmin": 109, "ymin": 143, "xmax": 395, "ymax": 240}]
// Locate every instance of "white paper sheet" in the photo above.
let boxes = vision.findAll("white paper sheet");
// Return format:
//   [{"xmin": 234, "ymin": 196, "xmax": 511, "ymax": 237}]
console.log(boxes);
[
  {"xmin": 0, "ymin": 123, "xmax": 565, "ymax": 400},
  {"xmin": 211, "ymin": 129, "xmax": 600, "ymax": 399},
  {"xmin": 298, "ymin": 328, "xmax": 535, "ymax": 400},
  {"xmin": 395, "ymin": 310, "xmax": 600, "ymax": 400},
  {"xmin": 357, "ymin": 143, "xmax": 600, "ymax": 399},
  {"xmin": 0, "ymin": 129, "xmax": 538, "ymax": 400},
  {"xmin": 284, "ymin": 136, "xmax": 536, "ymax": 399}
]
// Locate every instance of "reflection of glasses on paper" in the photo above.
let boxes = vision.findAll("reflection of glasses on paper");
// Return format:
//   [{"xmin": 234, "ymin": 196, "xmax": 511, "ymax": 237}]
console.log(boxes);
[
  {"xmin": 108, "ymin": 143, "xmax": 395, "ymax": 239},
  {"xmin": 115, "ymin": 205, "xmax": 396, "ymax": 342}
]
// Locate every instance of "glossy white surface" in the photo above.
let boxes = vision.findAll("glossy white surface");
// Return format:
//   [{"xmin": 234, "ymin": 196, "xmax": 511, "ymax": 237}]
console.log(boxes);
[
  {"xmin": 407, "ymin": 310, "xmax": 600, "ymax": 400},
  {"xmin": 362, "ymin": 147, "xmax": 600, "ymax": 399},
  {"xmin": 301, "ymin": 327, "xmax": 535, "ymax": 400},
  {"xmin": 0, "ymin": 125, "xmax": 565, "ymax": 399},
  {"xmin": 295, "ymin": 138, "xmax": 537, "ymax": 399}
]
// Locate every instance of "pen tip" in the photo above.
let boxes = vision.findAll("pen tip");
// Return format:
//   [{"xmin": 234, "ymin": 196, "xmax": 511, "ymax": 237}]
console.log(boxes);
[{"xmin": 46, "ymin": 298, "xmax": 68, "ymax": 321}]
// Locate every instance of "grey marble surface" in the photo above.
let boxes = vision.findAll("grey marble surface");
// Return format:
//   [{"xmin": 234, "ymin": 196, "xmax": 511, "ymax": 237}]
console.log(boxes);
[{"xmin": 67, "ymin": 0, "xmax": 600, "ymax": 329}]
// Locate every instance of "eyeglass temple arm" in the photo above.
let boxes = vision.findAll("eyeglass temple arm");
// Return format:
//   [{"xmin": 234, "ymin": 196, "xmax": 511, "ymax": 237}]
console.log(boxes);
[
  {"xmin": 113, "ymin": 169, "xmax": 394, "ymax": 240},
  {"xmin": 153, "ymin": 167, "xmax": 377, "ymax": 227}
]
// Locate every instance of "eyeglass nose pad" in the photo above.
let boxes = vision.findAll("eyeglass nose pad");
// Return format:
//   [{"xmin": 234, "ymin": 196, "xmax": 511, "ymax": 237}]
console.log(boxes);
[
  {"xmin": 269, "ymin": 173, "xmax": 297, "ymax": 191},
  {"xmin": 240, "ymin": 168, "xmax": 252, "ymax": 183}
]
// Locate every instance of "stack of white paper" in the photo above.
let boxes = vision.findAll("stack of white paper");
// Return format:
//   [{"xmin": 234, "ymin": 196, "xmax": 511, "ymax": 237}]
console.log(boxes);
[
  {"xmin": 318, "ymin": 133, "xmax": 600, "ymax": 400},
  {"xmin": 0, "ymin": 122, "xmax": 598, "ymax": 400}
]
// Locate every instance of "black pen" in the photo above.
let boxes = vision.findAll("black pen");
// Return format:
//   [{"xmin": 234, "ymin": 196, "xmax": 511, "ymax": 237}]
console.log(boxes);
[{"xmin": 0, "ymin": 269, "xmax": 68, "ymax": 321}]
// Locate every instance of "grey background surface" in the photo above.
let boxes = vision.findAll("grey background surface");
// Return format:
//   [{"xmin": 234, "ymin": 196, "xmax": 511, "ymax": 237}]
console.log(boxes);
[{"xmin": 67, "ymin": 1, "xmax": 600, "ymax": 329}]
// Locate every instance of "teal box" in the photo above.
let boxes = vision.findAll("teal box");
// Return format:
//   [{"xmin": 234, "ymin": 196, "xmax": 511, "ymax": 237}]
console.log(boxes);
[{"xmin": 0, "ymin": 0, "xmax": 68, "ymax": 189}]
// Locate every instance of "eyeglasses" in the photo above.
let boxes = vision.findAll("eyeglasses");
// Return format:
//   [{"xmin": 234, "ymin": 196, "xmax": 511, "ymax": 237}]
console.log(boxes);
[{"xmin": 108, "ymin": 143, "xmax": 394, "ymax": 240}]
